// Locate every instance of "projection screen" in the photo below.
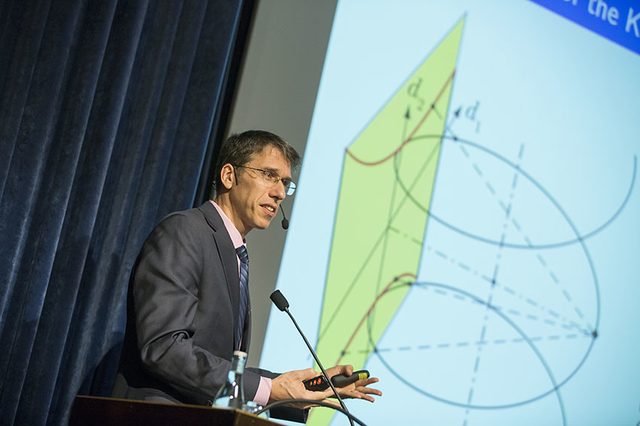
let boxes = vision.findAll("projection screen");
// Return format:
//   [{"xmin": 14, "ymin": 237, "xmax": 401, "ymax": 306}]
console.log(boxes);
[{"xmin": 261, "ymin": 1, "xmax": 640, "ymax": 424}]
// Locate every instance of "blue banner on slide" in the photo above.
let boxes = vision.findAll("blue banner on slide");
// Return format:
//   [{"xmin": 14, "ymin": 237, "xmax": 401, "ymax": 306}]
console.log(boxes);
[{"xmin": 531, "ymin": 0, "xmax": 640, "ymax": 55}]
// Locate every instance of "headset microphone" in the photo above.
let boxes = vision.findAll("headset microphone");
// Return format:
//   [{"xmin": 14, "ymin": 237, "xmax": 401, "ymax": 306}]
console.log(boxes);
[{"xmin": 280, "ymin": 205, "xmax": 289, "ymax": 230}]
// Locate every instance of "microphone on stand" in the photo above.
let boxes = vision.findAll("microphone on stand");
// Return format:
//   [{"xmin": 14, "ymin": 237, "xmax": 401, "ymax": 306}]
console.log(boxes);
[{"xmin": 270, "ymin": 290, "xmax": 355, "ymax": 426}]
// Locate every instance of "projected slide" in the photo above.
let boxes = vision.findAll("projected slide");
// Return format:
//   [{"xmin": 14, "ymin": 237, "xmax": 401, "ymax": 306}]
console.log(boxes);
[
  {"xmin": 262, "ymin": 2, "xmax": 640, "ymax": 425},
  {"xmin": 310, "ymin": 18, "xmax": 462, "ymax": 425}
]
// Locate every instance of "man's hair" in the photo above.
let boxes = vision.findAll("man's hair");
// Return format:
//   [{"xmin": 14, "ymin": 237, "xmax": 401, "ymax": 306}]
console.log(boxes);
[{"xmin": 212, "ymin": 130, "xmax": 301, "ymax": 195}]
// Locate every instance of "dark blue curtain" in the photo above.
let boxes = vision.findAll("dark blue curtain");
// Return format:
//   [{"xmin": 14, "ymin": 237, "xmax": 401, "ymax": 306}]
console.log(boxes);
[{"xmin": 0, "ymin": 0, "xmax": 255, "ymax": 424}]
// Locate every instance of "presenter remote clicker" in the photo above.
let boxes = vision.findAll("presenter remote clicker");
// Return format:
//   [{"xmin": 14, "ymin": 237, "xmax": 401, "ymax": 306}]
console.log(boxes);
[{"xmin": 303, "ymin": 370, "xmax": 370, "ymax": 391}]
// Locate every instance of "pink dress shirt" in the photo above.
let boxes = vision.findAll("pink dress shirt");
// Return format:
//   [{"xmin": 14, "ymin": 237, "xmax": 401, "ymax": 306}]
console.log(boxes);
[{"xmin": 211, "ymin": 201, "xmax": 272, "ymax": 405}]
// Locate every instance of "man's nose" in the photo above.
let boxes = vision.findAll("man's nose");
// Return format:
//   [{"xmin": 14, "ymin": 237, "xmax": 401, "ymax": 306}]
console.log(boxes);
[{"xmin": 271, "ymin": 180, "xmax": 286, "ymax": 200}]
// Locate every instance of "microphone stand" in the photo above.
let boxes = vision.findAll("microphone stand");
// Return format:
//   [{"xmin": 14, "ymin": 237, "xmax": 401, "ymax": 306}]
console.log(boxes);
[
  {"xmin": 257, "ymin": 399, "xmax": 367, "ymax": 426},
  {"xmin": 282, "ymin": 306, "xmax": 355, "ymax": 426}
]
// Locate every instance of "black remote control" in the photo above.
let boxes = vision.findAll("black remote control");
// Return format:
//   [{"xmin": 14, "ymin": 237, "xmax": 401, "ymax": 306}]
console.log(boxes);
[{"xmin": 303, "ymin": 370, "xmax": 370, "ymax": 391}]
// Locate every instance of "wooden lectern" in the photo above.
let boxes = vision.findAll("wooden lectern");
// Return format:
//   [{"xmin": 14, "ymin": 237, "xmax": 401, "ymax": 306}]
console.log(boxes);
[{"xmin": 70, "ymin": 395, "xmax": 282, "ymax": 426}]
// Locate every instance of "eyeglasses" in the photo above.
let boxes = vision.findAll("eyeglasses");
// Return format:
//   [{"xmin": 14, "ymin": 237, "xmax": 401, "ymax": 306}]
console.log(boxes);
[{"xmin": 234, "ymin": 165, "xmax": 296, "ymax": 196}]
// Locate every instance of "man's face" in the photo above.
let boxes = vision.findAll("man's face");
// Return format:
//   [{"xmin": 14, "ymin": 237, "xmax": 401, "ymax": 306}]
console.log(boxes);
[{"xmin": 228, "ymin": 145, "xmax": 292, "ymax": 237}]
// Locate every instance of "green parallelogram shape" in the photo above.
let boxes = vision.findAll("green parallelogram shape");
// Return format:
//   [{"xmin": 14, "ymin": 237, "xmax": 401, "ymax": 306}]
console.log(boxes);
[{"xmin": 309, "ymin": 18, "xmax": 464, "ymax": 424}]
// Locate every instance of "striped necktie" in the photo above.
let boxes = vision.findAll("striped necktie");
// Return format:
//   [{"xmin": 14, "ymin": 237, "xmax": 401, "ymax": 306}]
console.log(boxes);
[{"xmin": 235, "ymin": 245, "xmax": 249, "ymax": 349}]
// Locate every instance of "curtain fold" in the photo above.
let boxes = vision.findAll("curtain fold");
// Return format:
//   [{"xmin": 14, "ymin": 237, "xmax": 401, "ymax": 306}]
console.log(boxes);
[{"xmin": 0, "ymin": 0, "xmax": 254, "ymax": 424}]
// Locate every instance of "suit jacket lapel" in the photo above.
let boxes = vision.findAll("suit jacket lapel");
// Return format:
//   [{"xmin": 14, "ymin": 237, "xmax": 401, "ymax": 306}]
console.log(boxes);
[{"xmin": 198, "ymin": 202, "xmax": 241, "ymax": 346}]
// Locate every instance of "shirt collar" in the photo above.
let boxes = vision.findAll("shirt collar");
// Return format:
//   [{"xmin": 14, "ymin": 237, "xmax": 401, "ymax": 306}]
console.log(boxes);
[{"xmin": 210, "ymin": 200, "xmax": 245, "ymax": 249}]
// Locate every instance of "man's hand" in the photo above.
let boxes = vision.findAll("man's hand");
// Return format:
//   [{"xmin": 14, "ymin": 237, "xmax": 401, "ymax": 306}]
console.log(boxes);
[
  {"xmin": 322, "ymin": 365, "xmax": 381, "ymax": 403},
  {"xmin": 269, "ymin": 368, "xmax": 327, "ymax": 408},
  {"xmin": 269, "ymin": 365, "xmax": 381, "ymax": 409}
]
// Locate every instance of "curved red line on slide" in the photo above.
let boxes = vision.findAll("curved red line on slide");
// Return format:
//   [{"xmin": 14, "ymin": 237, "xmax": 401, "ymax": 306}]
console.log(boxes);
[
  {"xmin": 345, "ymin": 69, "xmax": 456, "ymax": 167},
  {"xmin": 335, "ymin": 272, "xmax": 417, "ymax": 366}
]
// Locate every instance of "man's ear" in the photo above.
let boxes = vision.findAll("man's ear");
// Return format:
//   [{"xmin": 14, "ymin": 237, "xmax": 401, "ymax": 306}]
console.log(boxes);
[{"xmin": 219, "ymin": 163, "xmax": 235, "ymax": 190}]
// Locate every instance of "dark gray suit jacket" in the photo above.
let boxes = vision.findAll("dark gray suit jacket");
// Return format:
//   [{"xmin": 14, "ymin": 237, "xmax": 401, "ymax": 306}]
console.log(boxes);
[{"xmin": 112, "ymin": 202, "xmax": 304, "ymax": 421}]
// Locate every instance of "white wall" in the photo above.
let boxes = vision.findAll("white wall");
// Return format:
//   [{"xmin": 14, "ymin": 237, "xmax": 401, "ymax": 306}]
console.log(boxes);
[{"xmin": 225, "ymin": 0, "xmax": 338, "ymax": 367}]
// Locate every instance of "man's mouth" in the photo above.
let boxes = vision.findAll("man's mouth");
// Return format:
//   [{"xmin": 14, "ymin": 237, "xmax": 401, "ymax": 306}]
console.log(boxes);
[{"xmin": 262, "ymin": 204, "xmax": 276, "ymax": 214}]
